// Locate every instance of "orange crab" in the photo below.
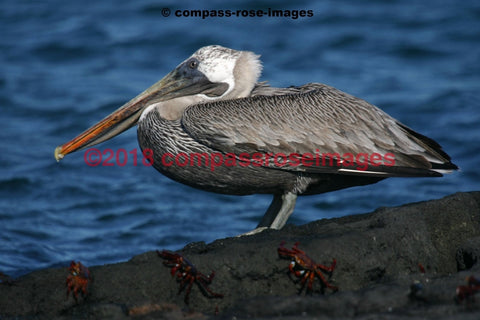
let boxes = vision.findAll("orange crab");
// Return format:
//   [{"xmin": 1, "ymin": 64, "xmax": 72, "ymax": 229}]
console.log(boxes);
[
  {"xmin": 456, "ymin": 275, "xmax": 480, "ymax": 303},
  {"xmin": 157, "ymin": 250, "xmax": 223, "ymax": 304},
  {"xmin": 66, "ymin": 261, "xmax": 91, "ymax": 302},
  {"xmin": 278, "ymin": 241, "xmax": 338, "ymax": 294}
]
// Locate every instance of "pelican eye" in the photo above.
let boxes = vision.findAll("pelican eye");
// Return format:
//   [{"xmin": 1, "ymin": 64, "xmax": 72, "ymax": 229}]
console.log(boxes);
[{"xmin": 188, "ymin": 59, "xmax": 199, "ymax": 69}]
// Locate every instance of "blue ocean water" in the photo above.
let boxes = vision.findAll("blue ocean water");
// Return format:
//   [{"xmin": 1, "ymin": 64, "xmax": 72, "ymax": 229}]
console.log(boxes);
[{"xmin": 1, "ymin": 0, "xmax": 479, "ymax": 277}]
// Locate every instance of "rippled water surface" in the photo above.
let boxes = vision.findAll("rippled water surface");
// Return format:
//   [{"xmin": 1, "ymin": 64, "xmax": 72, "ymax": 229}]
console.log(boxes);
[{"xmin": 1, "ymin": 0, "xmax": 479, "ymax": 276}]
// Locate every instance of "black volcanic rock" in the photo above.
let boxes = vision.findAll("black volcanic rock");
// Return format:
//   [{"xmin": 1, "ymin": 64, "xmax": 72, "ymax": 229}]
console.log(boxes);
[{"xmin": 1, "ymin": 191, "xmax": 480, "ymax": 319}]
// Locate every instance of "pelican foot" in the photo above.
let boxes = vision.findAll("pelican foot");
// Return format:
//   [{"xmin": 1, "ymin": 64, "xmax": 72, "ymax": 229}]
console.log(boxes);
[{"xmin": 237, "ymin": 227, "xmax": 269, "ymax": 237}]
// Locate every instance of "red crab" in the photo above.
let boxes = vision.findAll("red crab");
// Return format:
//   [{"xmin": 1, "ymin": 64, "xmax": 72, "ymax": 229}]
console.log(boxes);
[
  {"xmin": 456, "ymin": 275, "xmax": 480, "ymax": 303},
  {"xmin": 278, "ymin": 241, "xmax": 338, "ymax": 294},
  {"xmin": 66, "ymin": 261, "xmax": 91, "ymax": 302},
  {"xmin": 157, "ymin": 250, "xmax": 223, "ymax": 304}
]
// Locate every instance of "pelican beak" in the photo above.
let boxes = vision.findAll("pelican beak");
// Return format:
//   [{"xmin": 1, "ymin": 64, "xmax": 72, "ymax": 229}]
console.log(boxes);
[{"xmin": 54, "ymin": 65, "xmax": 227, "ymax": 161}]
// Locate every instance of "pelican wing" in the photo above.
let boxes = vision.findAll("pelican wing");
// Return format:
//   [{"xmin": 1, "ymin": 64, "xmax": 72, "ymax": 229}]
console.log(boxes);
[{"xmin": 182, "ymin": 83, "xmax": 457, "ymax": 177}]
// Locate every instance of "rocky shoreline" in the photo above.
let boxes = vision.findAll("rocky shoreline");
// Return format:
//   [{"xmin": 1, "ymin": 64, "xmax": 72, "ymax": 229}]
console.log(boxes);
[{"xmin": 1, "ymin": 191, "xmax": 480, "ymax": 319}]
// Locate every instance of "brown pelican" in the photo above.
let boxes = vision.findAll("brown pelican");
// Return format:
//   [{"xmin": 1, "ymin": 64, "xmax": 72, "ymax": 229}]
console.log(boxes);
[{"xmin": 54, "ymin": 45, "xmax": 458, "ymax": 232}]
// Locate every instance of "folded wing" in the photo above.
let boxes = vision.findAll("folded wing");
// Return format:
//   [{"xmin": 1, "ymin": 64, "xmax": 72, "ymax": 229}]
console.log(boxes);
[{"xmin": 182, "ymin": 83, "xmax": 457, "ymax": 177}]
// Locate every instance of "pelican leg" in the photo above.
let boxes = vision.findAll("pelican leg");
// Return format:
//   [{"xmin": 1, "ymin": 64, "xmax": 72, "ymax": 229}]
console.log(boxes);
[
  {"xmin": 257, "ymin": 192, "xmax": 297, "ymax": 229},
  {"xmin": 238, "ymin": 192, "xmax": 297, "ymax": 237}
]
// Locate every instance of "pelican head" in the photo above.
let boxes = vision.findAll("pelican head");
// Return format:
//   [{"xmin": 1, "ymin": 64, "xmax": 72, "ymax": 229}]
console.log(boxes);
[
  {"xmin": 54, "ymin": 45, "xmax": 262, "ymax": 161},
  {"xmin": 190, "ymin": 45, "xmax": 262, "ymax": 99}
]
